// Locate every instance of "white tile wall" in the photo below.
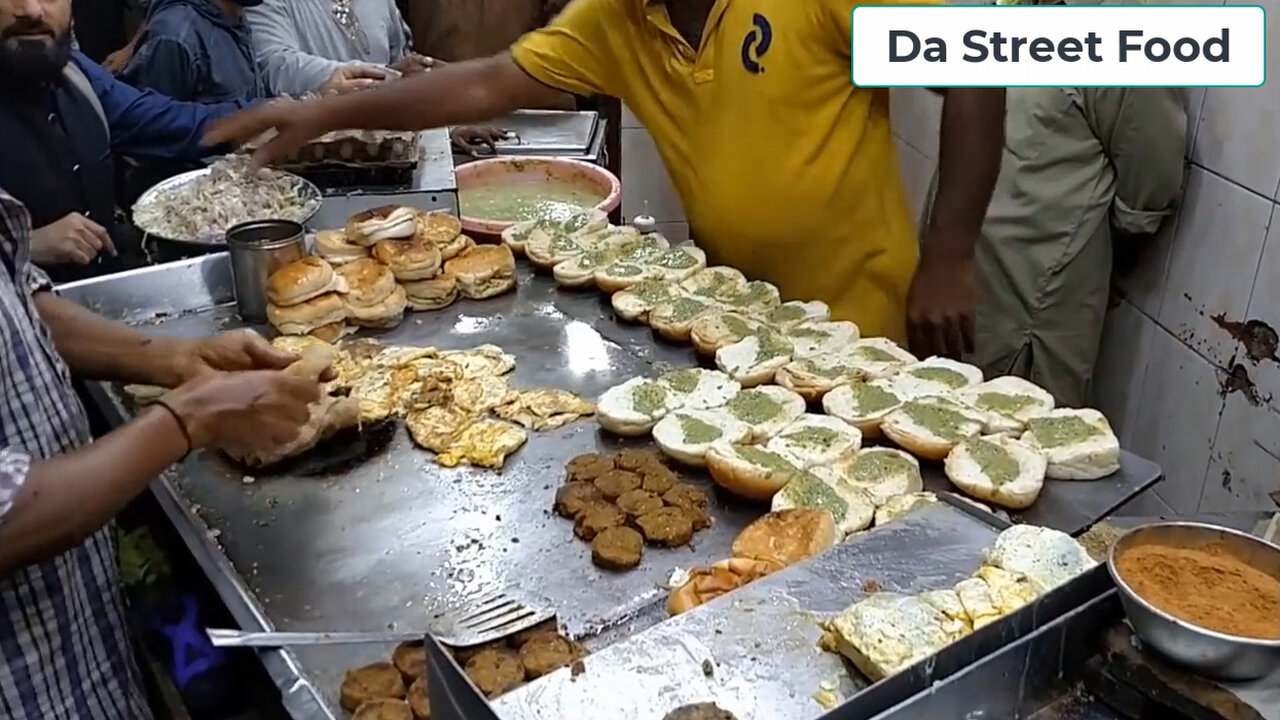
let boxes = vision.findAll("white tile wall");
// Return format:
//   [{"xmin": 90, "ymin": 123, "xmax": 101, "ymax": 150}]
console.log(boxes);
[
  {"xmin": 1201, "ymin": 394, "xmax": 1280, "ymax": 512},
  {"xmin": 620, "ymin": 125, "xmax": 686, "ymax": 226}
]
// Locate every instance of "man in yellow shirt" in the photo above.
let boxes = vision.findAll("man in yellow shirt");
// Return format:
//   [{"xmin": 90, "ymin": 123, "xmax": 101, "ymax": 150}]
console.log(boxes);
[{"xmin": 209, "ymin": 0, "xmax": 1004, "ymax": 355}]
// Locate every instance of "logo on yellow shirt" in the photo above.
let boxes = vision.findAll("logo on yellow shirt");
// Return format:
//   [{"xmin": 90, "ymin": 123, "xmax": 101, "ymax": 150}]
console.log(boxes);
[{"xmin": 740, "ymin": 13, "xmax": 772, "ymax": 74}]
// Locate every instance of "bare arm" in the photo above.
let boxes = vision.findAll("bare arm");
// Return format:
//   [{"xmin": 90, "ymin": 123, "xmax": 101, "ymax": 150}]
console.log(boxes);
[
  {"xmin": 0, "ymin": 409, "xmax": 188, "ymax": 573},
  {"xmin": 926, "ymin": 88, "xmax": 1005, "ymax": 260},
  {"xmin": 33, "ymin": 292, "xmax": 185, "ymax": 387}
]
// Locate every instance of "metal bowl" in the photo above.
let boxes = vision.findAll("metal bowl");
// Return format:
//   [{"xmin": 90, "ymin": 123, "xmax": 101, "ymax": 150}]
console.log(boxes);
[
  {"xmin": 1107, "ymin": 521, "xmax": 1280, "ymax": 680},
  {"xmin": 132, "ymin": 166, "xmax": 322, "ymax": 247}
]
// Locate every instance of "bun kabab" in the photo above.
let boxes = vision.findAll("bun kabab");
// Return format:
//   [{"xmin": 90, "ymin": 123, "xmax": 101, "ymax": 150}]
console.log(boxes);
[{"xmin": 346, "ymin": 205, "xmax": 419, "ymax": 246}]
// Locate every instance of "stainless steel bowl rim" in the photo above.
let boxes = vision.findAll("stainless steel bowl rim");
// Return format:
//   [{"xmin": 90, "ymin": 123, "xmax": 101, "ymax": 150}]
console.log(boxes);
[
  {"xmin": 1106, "ymin": 520, "xmax": 1280, "ymax": 647},
  {"xmin": 132, "ymin": 167, "xmax": 322, "ymax": 247}
]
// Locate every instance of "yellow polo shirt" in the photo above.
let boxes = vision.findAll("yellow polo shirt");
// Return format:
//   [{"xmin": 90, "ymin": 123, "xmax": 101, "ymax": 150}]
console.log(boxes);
[{"xmin": 511, "ymin": 0, "xmax": 921, "ymax": 342}]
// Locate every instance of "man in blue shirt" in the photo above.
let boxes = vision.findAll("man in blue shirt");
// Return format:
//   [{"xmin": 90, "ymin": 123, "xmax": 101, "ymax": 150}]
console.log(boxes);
[
  {"xmin": 121, "ymin": 0, "xmax": 265, "ymax": 105},
  {"xmin": 0, "ymin": 0, "xmax": 241, "ymax": 282}
]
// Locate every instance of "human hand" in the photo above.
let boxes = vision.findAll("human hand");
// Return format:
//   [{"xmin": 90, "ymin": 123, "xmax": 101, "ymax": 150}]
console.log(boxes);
[
  {"xmin": 451, "ymin": 126, "xmax": 510, "ymax": 156},
  {"xmin": 102, "ymin": 43, "xmax": 135, "ymax": 75},
  {"xmin": 171, "ymin": 328, "xmax": 301, "ymax": 384},
  {"xmin": 162, "ymin": 370, "xmax": 320, "ymax": 453},
  {"xmin": 204, "ymin": 98, "xmax": 334, "ymax": 166},
  {"xmin": 391, "ymin": 53, "xmax": 440, "ymax": 75},
  {"xmin": 320, "ymin": 64, "xmax": 389, "ymax": 94},
  {"xmin": 30, "ymin": 213, "xmax": 116, "ymax": 266},
  {"xmin": 906, "ymin": 241, "xmax": 977, "ymax": 359}
]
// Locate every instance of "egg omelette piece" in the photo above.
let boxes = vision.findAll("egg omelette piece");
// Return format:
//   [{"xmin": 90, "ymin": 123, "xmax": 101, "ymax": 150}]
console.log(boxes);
[
  {"xmin": 976, "ymin": 565, "xmax": 1041, "ymax": 616},
  {"xmin": 435, "ymin": 420, "xmax": 528, "ymax": 469},
  {"xmin": 451, "ymin": 375, "xmax": 511, "ymax": 415},
  {"xmin": 492, "ymin": 388, "xmax": 595, "ymax": 431},
  {"xmin": 440, "ymin": 345, "xmax": 516, "ymax": 378},
  {"xmin": 983, "ymin": 525, "xmax": 1096, "ymax": 593},
  {"xmin": 827, "ymin": 592, "xmax": 968, "ymax": 681},
  {"xmin": 405, "ymin": 404, "xmax": 477, "ymax": 453}
]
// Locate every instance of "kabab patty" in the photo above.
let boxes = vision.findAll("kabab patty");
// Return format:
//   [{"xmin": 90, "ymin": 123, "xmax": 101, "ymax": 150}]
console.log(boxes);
[
  {"xmin": 664, "ymin": 703, "xmax": 740, "ymax": 720},
  {"xmin": 391, "ymin": 641, "xmax": 426, "ymax": 683},
  {"xmin": 518, "ymin": 632, "xmax": 583, "ymax": 679},
  {"xmin": 573, "ymin": 502, "xmax": 627, "ymax": 540},
  {"xmin": 407, "ymin": 678, "xmax": 430, "ymax": 719},
  {"xmin": 354, "ymin": 699, "xmax": 413, "ymax": 720},
  {"xmin": 662, "ymin": 484, "xmax": 712, "ymax": 530},
  {"xmin": 591, "ymin": 526, "xmax": 645, "ymax": 570},
  {"xmin": 341, "ymin": 662, "xmax": 407, "ymax": 712},
  {"xmin": 616, "ymin": 489, "xmax": 664, "ymax": 519},
  {"xmin": 593, "ymin": 469, "xmax": 642, "ymax": 500},
  {"xmin": 463, "ymin": 648, "xmax": 525, "ymax": 697},
  {"xmin": 614, "ymin": 448, "xmax": 666, "ymax": 473},
  {"xmin": 554, "ymin": 482, "xmax": 605, "ymax": 518},
  {"xmin": 641, "ymin": 464, "xmax": 679, "ymax": 494},
  {"xmin": 636, "ymin": 507, "xmax": 695, "ymax": 547},
  {"xmin": 565, "ymin": 452, "xmax": 614, "ymax": 482},
  {"xmin": 508, "ymin": 618, "xmax": 560, "ymax": 649}
]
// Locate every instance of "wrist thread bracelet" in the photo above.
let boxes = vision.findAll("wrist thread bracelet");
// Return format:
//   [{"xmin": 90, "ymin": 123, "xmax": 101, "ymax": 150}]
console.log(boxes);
[{"xmin": 154, "ymin": 399, "xmax": 193, "ymax": 461}]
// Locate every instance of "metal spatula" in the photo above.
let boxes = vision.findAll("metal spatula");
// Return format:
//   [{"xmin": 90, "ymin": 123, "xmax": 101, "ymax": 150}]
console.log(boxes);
[{"xmin": 423, "ymin": 632, "xmax": 502, "ymax": 720}]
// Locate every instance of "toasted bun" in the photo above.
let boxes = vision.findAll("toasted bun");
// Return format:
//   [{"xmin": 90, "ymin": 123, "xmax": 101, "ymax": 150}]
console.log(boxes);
[
  {"xmin": 347, "ymin": 205, "xmax": 419, "ymax": 245},
  {"xmin": 845, "ymin": 338, "xmax": 918, "ymax": 379},
  {"xmin": 765, "ymin": 414, "xmax": 863, "ymax": 469},
  {"xmin": 525, "ymin": 233, "xmax": 584, "ymax": 270},
  {"xmin": 308, "ymin": 321, "xmax": 353, "ymax": 343},
  {"xmin": 944, "ymin": 435, "xmax": 1047, "ymax": 510},
  {"xmin": 444, "ymin": 244, "xmax": 517, "ymax": 300},
  {"xmin": 267, "ymin": 292, "xmax": 348, "ymax": 335},
  {"xmin": 401, "ymin": 273, "xmax": 458, "ymax": 311},
  {"xmin": 373, "ymin": 238, "xmax": 442, "ymax": 281},
  {"xmin": 714, "ymin": 333, "xmax": 794, "ymax": 388},
  {"xmin": 957, "ymin": 376, "xmax": 1056, "ymax": 435},
  {"xmin": 348, "ymin": 285, "xmax": 407, "ymax": 328},
  {"xmin": 690, "ymin": 312, "xmax": 764, "ymax": 357},
  {"xmin": 415, "ymin": 211, "xmax": 463, "ymax": 246},
  {"xmin": 656, "ymin": 368, "xmax": 740, "ymax": 410},
  {"xmin": 436, "ymin": 232, "xmax": 473, "ymax": 262},
  {"xmin": 817, "ymin": 447, "xmax": 923, "ymax": 507},
  {"xmin": 900, "ymin": 356, "xmax": 985, "ymax": 393},
  {"xmin": 771, "ymin": 472, "xmax": 875, "ymax": 537},
  {"xmin": 731, "ymin": 508, "xmax": 838, "ymax": 567},
  {"xmin": 786, "ymin": 320, "xmax": 860, "ymax": 359},
  {"xmin": 873, "ymin": 491, "xmax": 938, "ymax": 527},
  {"xmin": 649, "ymin": 246, "xmax": 707, "ymax": 282},
  {"xmin": 653, "ymin": 409, "xmax": 750, "ymax": 467},
  {"xmin": 500, "ymin": 219, "xmax": 539, "ymax": 254},
  {"xmin": 336, "ymin": 257, "xmax": 397, "ymax": 308},
  {"xmin": 705, "ymin": 441, "xmax": 806, "ymax": 501},
  {"xmin": 821, "ymin": 379, "xmax": 907, "ymax": 438},
  {"xmin": 596, "ymin": 377, "xmax": 679, "ymax": 436},
  {"xmin": 721, "ymin": 385, "xmax": 806, "ymax": 443},
  {"xmin": 718, "ymin": 280, "xmax": 780, "ymax": 313},
  {"xmin": 649, "ymin": 296, "xmax": 715, "ymax": 343},
  {"xmin": 881, "ymin": 396, "xmax": 986, "ymax": 461},
  {"xmin": 1020, "ymin": 408, "xmax": 1120, "ymax": 480},
  {"xmin": 667, "ymin": 558, "xmax": 782, "ymax": 616},
  {"xmin": 266, "ymin": 256, "xmax": 344, "ymax": 307},
  {"xmin": 775, "ymin": 354, "xmax": 866, "ymax": 402},
  {"xmin": 595, "ymin": 261, "xmax": 662, "ymax": 294},
  {"xmin": 678, "ymin": 266, "xmax": 746, "ymax": 298},
  {"xmin": 611, "ymin": 280, "xmax": 682, "ymax": 324},
  {"xmin": 764, "ymin": 301, "xmax": 831, "ymax": 328},
  {"xmin": 314, "ymin": 229, "xmax": 368, "ymax": 264}
]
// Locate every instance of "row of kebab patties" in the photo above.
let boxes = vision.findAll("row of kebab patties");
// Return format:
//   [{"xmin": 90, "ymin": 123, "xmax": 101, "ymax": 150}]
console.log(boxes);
[{"xmin": 265, "ymin": 206, "xmax": 517, "ymax": 341}]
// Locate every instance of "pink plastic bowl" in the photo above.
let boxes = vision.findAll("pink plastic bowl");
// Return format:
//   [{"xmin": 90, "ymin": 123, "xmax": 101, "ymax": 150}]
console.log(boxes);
[{"xmin": 454, "ymin": 157, "xmax": 622, "ymax": 243}]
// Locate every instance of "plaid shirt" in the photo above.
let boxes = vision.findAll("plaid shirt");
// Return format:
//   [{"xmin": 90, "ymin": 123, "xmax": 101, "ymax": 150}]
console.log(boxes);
[{"xmin": 0, "ymin": 189, "xmax": 152, "ymax": 719}]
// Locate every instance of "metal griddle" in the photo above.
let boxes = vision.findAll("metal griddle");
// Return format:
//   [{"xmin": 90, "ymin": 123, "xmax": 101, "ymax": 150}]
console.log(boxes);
[{"xmin": 64, "ymin": 253, "xmax": 1162, "ymax": 719}]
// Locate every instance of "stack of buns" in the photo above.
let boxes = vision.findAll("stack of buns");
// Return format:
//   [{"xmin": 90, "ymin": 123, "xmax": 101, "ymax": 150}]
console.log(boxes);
[{"xmin": 269, "ymin": 205, "xmax": 520, "ymax": 339}]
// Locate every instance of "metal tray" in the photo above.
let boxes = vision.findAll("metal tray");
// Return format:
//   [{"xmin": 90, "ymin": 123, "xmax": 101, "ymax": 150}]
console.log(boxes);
[
  {"xmin": 132, "ymin": 166, "xmax": 322, "ymax": 247},
  {"xmin": 63, "ymin": 253, "xmax": 1160, "ymax": 719}
]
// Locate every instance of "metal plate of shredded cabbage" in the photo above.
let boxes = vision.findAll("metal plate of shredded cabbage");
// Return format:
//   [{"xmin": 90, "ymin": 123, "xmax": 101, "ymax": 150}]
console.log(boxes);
[{"xmin": 132, "ymin": 157, "xmax": 322, "ymax": 245}]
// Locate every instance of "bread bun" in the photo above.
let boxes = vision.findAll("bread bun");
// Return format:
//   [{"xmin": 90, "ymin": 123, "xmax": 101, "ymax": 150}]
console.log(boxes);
[
  {"xmin": 785, "ymin": 320, "xmax": 860, "ymax": 359},
  {"xmin": 373, "ymin": 238, "xmax": 442, "ymax": 281},
  {"xmin": 401, "ymin": 273, "xmax": 459, "ymax": 311},
  {"xmin": 731, "ymin": 508, "xmax": 838, "ymax": 566},
  {"xmin": 611, "ymin": 233, "xmax": 670, "ymax": 260},
  {"xmin": 881, "ymin": 396, "xmax": 987, "ymax": 461},
  {"xmin": 611, "ymin": 279, "xmax": 683, "ymax": 324},
  {"xmin": 720, "ymin": 385, "xmax": 805, "ymax": 443},
  {"xmin": 346, "ymin": 205, "xmax": 419, "ymax": 245},
  {"xmin": 656, "ymin": 368, "xmax": 740, "ymax": 410},
  {"xmin": 873, "ymin": 491, "xmax": 938, "ymax": 527},
  {"xmin": 944, "ymin": 435, "xmax": 1047, "ymax": 510},
  {"xmin": 525, "ymin": 232, "xmax": 587, "ymax": 270},
  {"xmin": 444, "ymin": 244, "xmax": 517, "ymax": 300},
  {"xmin": 649, "ymin": 246, "xmax": 707, "ymax": 282},
  {"xmin": 594, "ymin": 260, "xmax": 663, "ymax": 294},
  {"xmin": 775, "ymin": 353, "xmax": 867, "ymax": 402},
  {"xmin": 653, "ymin": 409, "xmax": 751, "ymax": 467},
  {"xmin": 821, "ymin": 378, "xmax": 910, "ymax": 438},
  {"xmin": 348, "ymin": 285, "xmax": 407, "ymax": 329},
  {"xmin": 648, "ymin": 296, "xmax": 716, "ymax": 343},
  {"xmin": 706, "ymin": 441, "xmax": 806, "ymax": 501},
  {"xmin": 336, "ymin": 257, "xmax": 397, "ymax": 308},
  {"xmin": 414, "ymin": 210, "xmax": 463, "ymax": 246},
  {"xmin": 763, "ymin": 300, "xmax": 830, "ymax": 328},
  {"xmin": 714, "ymin": 332, "xmax": 795, "ymax": 388},
  {"xmin": 500, "ymin": 218, "xmax": 541, "ymax": 254},
  {"xmin": 816, "ymin": 447, "xmax": 922, "ymax": 507},
  {"xmin": 308, "ymin": 321, "xmax": 352, "ymax": 343},
  {"xmin": 267, "ymin": 292, "xmax": 348, "ymax": 335},
  {"xmin": 689, "ymin": 312, "xmax": 765, "ymax": 357},
  {"xmin": 596, "ymin": 377, "xmax": 682, "ymax": 436},
  {"xmin": 552, "ymin": 247, "xmax": 618, "ymax": 288},
  {"xmin": 266, "ymin": 256, "xmax": 345, "ymax": 307},
  {"xmin": 667, "ymin": 557, "xmax": 782, "ymax": 616},
  {"xmin": 436, "ymin": 231, "xmax": 473, "ymax": 262},
  {"xmin": 678, "ymin": 266, "xmax": 747, "ymax": 300},
  {"xmin": 956, "ymin": 376, "xmax": 1056, "ymax": 436},
  {"xmin": 765, "ymin": 414, "xmax": 862, "ymax": 469},
  {"xmin": 843, "ymin": 338, "xmax": 918, "ymax": 379},
  {"xmin": 899, "ymin": 356, "xmax": 985, "ymax": 393},
  {"xmin": 771, "ymin": 471, "xmax": 875, "ymax": 536},
  {"xmin": 718, "ymin": 280, "xmax": 780, "ymax": 314},
  {"xmin": 314, "ymin": 229, "xmax": 368, "ymax": 264},
  {"xmin": 1020, "ymin": 408, "xmax": 1120, "ymax": 480}
]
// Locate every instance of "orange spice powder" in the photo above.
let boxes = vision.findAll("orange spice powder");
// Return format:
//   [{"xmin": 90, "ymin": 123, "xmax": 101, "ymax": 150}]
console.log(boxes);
[{"xmin": 1115, "ymin": 540, "xmax": 1280, "ymax": 640}]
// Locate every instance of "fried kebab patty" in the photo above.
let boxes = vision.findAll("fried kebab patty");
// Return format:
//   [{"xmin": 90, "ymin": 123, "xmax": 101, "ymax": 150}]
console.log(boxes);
[
  {"xmin": 615, "ymin": 489, "xmax": 664, "ymax": 519},
  {"xmin": 554, "ymin": 482, "xmax": 605, "ymax": 518},
  {"xmin": 593, "ymin": 469, "xmax": 642, "ymax": 500},
  {"xmin": 591, "ymin": 526, "xmax": 644, "ymax": 570},
  {"xmin": 573, "ymin": 502, "xmax": 627, "ymax": 540},
  {"xmin": 636, "ymin": 507, "xmax": 695, "ymax": 547},
  {"xmin": 518, "ymin": 632, "xmax": 584, "ymax": 679},
  {"xmin": 565, "ymin": 452, "xmax": 614, "ymax": 482},
  {"xmin": 463, "ymin": 648, "xmax": 524, "ymax": 698},
  {"xmin": 341, "ymin": 662, "xmax": 406, "ymax": 712}
]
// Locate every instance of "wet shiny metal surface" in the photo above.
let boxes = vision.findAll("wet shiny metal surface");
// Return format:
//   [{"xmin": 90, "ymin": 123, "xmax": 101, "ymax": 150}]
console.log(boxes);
[
  {"xmin": 63, "ymin": 253, "xmax": 1163, "ymax": 719},
  {"xmin": 496, "ymin": 501, "xmax": 1001, "ymax": 720}
]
